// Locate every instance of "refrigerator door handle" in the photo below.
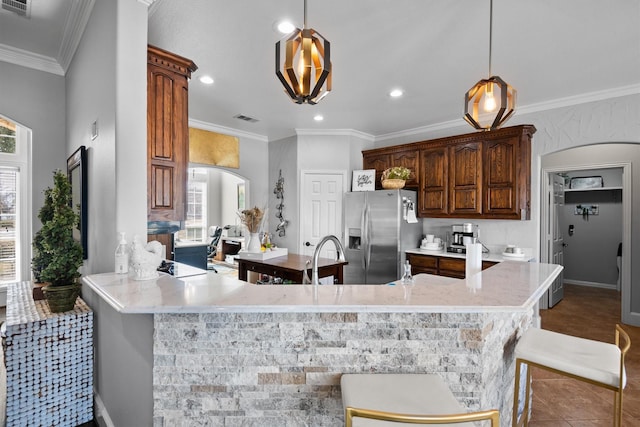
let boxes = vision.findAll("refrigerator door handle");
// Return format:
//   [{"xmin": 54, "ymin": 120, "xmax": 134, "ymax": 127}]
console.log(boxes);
[
  {"xmin": 361, "ymin": 205, "xmax": 368, "ymax": 271},
  {"xmin": 364, "ymin": 204, "xmax": 372, "ymax": 272}
]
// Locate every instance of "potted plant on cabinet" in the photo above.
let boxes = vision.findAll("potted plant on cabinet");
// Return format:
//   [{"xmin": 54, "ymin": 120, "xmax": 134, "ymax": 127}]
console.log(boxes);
[
  {"xmin": 31, "ymin": 170, "xmax": 84, "ymax": 312},
  {"xmin": 381, "ymin": 166, "xmax": 411, "ymax": 189}
]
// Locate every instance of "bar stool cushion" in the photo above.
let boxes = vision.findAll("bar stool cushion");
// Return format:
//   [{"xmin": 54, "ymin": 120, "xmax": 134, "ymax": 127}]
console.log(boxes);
[
  {"xmin": 341, "ymin": 373, "xmax": 473, "ymax": 426},
  {"xmin": 515, "ymin": 327, "xmax": 626, "ymax": 388}
]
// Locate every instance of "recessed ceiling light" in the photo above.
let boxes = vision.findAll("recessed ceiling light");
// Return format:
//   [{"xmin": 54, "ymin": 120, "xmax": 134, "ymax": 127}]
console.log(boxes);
[
  {"xmin": 199, "ymin": 75, "xmax": 214, "ymax": 85},
  {"xmin": 313, "ymin": 115, "xmax": 324, "ymax": 121},
  {"xmin": 389, "ymin": 89, "xmax": 404, "ymax": 98},
  {"xmin": 277, "ymin": 20, "xmax": 296, "ymax": 34}
]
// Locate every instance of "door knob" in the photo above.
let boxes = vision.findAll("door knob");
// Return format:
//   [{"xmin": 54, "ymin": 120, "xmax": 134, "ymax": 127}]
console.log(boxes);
[
  {"xmin": 562, "ymin": 243, "xmax": 568, "ymax": 247},
  {"xmin": 305, "ymin": 241, "xmax": 314, "ymax": 247}
]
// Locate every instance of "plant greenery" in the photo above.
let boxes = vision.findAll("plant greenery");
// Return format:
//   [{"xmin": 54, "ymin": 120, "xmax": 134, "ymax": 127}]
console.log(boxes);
[
  {"xmin": 382, "ymin": 166, "xmax": 411, "ymax": 180},
  {"xmin": 32, "ymin": 171, "xmax": 83, "ymax": 286}
]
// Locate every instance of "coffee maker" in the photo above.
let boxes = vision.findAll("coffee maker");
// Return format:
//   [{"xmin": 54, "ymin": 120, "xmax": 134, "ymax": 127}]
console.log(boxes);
[{"xmin": 447, "ymin": 223, "xmax": 479, "ymax": 254}]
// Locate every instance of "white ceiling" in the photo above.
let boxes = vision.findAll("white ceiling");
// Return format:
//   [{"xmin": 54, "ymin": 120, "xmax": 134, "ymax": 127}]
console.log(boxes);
[{"xmin": 2, "ymin": 0, "xmax": 639, "ymax": 141}]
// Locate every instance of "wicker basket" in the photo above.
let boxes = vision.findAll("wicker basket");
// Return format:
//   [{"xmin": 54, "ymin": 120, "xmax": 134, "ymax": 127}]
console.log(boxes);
[{"xmin": 381, "ymin": 179, "xmax": 406, "ymax": 189}]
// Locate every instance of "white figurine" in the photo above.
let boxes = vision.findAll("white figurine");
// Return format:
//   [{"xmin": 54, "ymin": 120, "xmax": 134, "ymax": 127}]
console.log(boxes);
[{"xmin": 129, "ymin": 236, "xmax": 163, "ymax": 280}]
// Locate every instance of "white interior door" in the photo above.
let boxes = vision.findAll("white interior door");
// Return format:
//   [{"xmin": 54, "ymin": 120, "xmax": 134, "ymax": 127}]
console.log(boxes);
[
  {"xmin": 548, "ymin": 174, "xmax": 565, "ymax": 307},
  {"xmin": 300, "ymin": 171, "xmax": 345, "ymax": 258}
]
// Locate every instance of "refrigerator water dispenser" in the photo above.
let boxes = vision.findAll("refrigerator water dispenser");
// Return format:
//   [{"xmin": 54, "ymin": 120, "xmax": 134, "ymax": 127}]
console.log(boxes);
[{"xmin": 348, "ymin": 228, "xmax": 361, "ymax": 250}]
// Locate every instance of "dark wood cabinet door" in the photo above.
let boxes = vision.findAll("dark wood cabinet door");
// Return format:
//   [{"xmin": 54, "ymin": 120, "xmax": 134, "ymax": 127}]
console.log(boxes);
[
  {"xmin": 484, "ymin": 137, "xmax": 517, "ymax": 217},
  {"xmin": 419, "ymin": 147, "xmax": 448, "ymax": 216},
  {"xmin": 362, "ymin": 153, "xmax": 391, "ymax": 189},
  {"xmin": 407, "ymin": 253, "xmax": 438, "ymax": 275},
  {"xmin": 448, "ymin": 142, "xmax": 482, "ymax": 216},
  {"xmin": 391, "ymin": 150, "xmax": 419, "ymax": 187},
  {"xmin": 438, "ymin": 257, "xmax": 465, "ymax": 278},
  {"xmin": 147, "ymin": 46, "xmax": 196, "ymax": 222}
]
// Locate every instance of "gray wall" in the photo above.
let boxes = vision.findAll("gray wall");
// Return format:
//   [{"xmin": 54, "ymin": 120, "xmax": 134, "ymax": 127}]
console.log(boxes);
[
  {"xmin": 0, "ymin": 61, "xmax": 67, "ymax": 241},
  {"xmin": 268, "ymin": 135, "xmax": 298, "ymax": 250},
  {"xmin": 65, "ymin": 0, "xmax": 150, "ymax": 423},
  {"xmin": 66, "ymin": 0, "xmax": 148, "ymax": 275},
  {"xmin": 81, "ymin": 283, "xmax": 153, "ymax": 427},
  {"xmin": 267, "ymin": 131, "xmax": 374, "ymax": 253},
  {"xmin": 560, "ymin": 169, "xmax": 623, "ymax": 286}
]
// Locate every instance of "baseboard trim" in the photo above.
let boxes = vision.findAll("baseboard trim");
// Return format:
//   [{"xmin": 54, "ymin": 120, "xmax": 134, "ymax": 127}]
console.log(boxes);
[
  {"xmin": 564, "ymin": 279, "xmax": 617, "ymax": 290},
  {"xmin": 93, "ymin": 392, "xmax": 115, "ymax": 427}
]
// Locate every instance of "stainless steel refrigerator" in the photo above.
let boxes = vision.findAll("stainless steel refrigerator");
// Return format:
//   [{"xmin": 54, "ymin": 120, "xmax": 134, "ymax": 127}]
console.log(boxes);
[{"xmin": 343, "ymin": 190, "xmax": 422, "ymax": 284}]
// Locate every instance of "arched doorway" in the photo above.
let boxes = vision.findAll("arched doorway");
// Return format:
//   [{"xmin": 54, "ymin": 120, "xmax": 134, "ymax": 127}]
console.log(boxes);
[{"xmin": 541, "ymin": 143, "xmax": 638, "ymax": 326}]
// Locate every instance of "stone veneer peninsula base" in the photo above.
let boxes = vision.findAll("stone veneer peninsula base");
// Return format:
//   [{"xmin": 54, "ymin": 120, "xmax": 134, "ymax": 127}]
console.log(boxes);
[
  {"xmin": 153, "ymin": 310, "xmax": 530, "ymax": 426},
  {"xmin": 82, "ymin": 261, "xmax": 561, "ymax": 426}
]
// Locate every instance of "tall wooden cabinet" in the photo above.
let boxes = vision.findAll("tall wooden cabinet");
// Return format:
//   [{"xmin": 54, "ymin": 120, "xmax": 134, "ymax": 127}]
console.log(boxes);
[
  {"xmin": 363, "ymin": 125, "xmax": 536, "ymax": 220},
  {"xmin": 147, "ymin": 45, "xmax": 197, "ymax": 221}
]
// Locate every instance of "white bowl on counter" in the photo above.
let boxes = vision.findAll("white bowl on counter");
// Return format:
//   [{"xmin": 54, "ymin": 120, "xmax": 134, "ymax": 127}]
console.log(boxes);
[{"xmin": 420, "ymin": 242, "xmax": 443, "ymax": 251}]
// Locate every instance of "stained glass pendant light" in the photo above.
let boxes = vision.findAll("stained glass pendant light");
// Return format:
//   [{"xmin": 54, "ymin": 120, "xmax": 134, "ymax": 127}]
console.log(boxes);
[
  {"xmin": 275, "ymin": 0, "xmax": 331, "ymax": 104},
  {"xmin": 464, "ymin": 0, "xmax": 516, "ymax": 130}
]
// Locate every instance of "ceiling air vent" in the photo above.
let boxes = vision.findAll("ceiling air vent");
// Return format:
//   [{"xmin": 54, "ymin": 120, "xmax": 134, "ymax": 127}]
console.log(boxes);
[
  {"xmin": 1, "ymin": 0, "xmax": 30, "ymax": 17},
  {"xmin": 233, "ymin": 114, "xmax": 259, "ymax": 123}
]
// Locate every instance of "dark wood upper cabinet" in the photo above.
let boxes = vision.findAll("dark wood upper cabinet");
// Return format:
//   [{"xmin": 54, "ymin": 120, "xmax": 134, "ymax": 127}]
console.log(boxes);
[
  {"xmin": 362, "ymin": 145, "xmax": 420, "ymax": 190},
  {"xmin": 419, "ymin": 146, "xmax": 448, "ymax": 215},
  {"xmin": 147, "ymin": 45, "xmax": 197, "ymax": 222},
  {"xmin": 362, "ymin": 152, "xmax": 391, "ymax": 189},
  {"xmin": 391, "ymin": 150, "xmax": 419, "ymax": 187},
  {"xmin": 362, "ymin": 125, "xmax": 536, "ymax": 220},
  {"xmin": 449, "ymin": 142, "xmax": 482, "ymax": 216},
  {"xmin": 483, "ymin": 135, "xmax": 529, "ymax": 218}
]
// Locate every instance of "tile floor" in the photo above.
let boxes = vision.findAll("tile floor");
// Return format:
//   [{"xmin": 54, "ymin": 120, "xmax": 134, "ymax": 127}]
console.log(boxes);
[{"xmin": 530, "ymin": 285, "xmax": 640, "ymax": 426}]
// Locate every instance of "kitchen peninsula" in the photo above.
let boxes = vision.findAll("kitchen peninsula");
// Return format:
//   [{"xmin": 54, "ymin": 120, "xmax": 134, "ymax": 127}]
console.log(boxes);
[{"xmin": 82, "ymin": 261, "xmax": 562, "ymax": 426}]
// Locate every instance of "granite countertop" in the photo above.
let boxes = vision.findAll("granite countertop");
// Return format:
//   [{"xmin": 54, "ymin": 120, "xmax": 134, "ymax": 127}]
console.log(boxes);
[
  {"xmin": 81, "ymin": 261, "xmax": 562, "ymax": 315},
  {"xmin": 406, "ymin": 245, "xmax": 535, "ymax": 263}
]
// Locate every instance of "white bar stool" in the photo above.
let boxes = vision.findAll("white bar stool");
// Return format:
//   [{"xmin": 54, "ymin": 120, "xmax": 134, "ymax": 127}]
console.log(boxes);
[
  {"xmin": 341, "ymin": 373, "xmax": 499, "ymax": 426},
  {"xmin": 512, "ymin": 324, "xmax": 631, "ymax": 427}
]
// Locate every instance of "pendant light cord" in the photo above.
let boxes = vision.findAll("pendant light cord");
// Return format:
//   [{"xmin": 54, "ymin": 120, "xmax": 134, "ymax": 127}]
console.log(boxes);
[
  {"xmin": 303, "ymin": 0, "xmax": 307, "ymax": 29},
  {"xmin": 488, "ymin": 0, "xmax": 493, "ymax": 77}
]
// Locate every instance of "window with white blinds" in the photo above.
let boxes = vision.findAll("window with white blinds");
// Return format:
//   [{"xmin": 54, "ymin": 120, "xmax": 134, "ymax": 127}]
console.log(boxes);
[
  {"xmin": 0, "ymin": 115, "xmax": 29, "ymax": 285},
  {"xmin": 185, "ymin": 168, "xmax": 208, "ymax": 242},
  {"xmin": 0, "ymin": 169, "xmax": 17, "ymax": 284}
]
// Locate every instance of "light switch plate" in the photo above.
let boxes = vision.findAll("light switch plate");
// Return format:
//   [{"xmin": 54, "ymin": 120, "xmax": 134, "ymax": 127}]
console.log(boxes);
[{"xmin": 91, "ymin": 120, "xmax": 98, "ymax": 140}]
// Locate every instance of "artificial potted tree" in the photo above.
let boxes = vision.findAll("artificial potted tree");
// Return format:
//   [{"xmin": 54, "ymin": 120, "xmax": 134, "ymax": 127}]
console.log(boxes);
[
  {"xmin": 381, "ymin": 166, "xmax": 411, "ymax": 189},
  {"xmin": 32, "ymin": 170, "xmax": 84, "ymax": 312}
]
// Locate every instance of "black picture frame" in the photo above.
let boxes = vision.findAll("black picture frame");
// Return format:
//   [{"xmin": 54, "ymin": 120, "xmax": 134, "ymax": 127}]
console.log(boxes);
[{"xmin": 67, "ymin": 146, "xmax": 88, "ymax": 259}]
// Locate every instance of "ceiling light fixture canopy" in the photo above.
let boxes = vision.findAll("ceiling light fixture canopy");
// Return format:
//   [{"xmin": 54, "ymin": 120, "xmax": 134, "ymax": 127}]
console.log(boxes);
[
  {"xmin": 464, "ymin": 0, "xmax": 516, "ymax": 131},
  {"xmin": 275, "ymin": 0, "xmax": 332, "ymax": 105}
]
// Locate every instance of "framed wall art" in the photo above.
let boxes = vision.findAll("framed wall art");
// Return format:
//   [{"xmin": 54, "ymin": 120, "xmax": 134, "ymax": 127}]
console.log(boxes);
[
  {"xmin": 67, "ymin": 145, "xmax": 88, "ymax": 259},
  {"xmin": 352, "ymin": 169, "xmax": 375, "ymax": 191}
]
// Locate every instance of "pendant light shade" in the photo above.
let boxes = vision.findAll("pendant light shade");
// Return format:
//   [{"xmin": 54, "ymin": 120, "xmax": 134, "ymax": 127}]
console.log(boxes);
[
  {"xmin": 275, "ymin": 0, "xmax": 331, "ymax": 104},
  {"xmin": 464, "ymin": 0, "xmax": 516, "ymax": 130},
  {"xmin": 464, "ymin": 76, "xmax": 516, "ymax": 130}
]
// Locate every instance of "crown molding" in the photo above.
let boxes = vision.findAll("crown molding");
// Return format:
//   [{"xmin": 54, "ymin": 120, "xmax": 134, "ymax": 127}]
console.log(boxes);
[
  {"xmin": 374, "ymin": 84, "xmax": 640, "ymax": 143},
  {"xmin": 58, "ymin": 0, "xmax": 95, "ymax": 72},
  {"xmin": 295, "ymin": 128, "xmax": 375, "ymax": 142},
  {"xmin": 189, "ymin": 118, "xmax": 269, "ymax": 142},
  {"xmin": 0, "ymin": 43, "xmax": 64, "ymax": 75},
  {"xmin": 374, "ymin": 118, "xmax": 466, "ymax": 143},
  {"xmin": 147, "ymin": 0, "xmax": 162, "ymax": 16},
  {"xmin": 516, "ymin": 83, "xmax": 640, "ymax": 116}
]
